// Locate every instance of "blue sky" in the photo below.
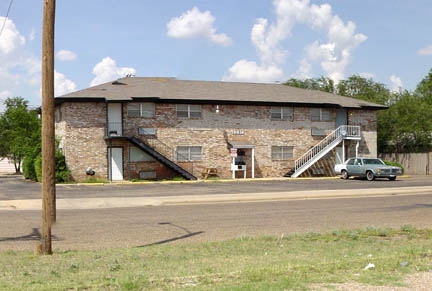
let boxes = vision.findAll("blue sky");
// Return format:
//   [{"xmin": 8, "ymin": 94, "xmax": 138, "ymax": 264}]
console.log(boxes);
[{"xmin": 0, "ymin": 0, "xmax": 431, "ymax": 109}]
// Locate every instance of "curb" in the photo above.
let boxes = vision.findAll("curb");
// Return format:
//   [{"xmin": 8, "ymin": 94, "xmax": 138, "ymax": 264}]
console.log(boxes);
[{"xmin": 1, "ymin": 185, "xmax": 430, "ymax": 211}]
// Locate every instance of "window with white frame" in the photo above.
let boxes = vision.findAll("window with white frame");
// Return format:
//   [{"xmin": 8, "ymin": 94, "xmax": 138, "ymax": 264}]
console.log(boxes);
[
  {"xmin": 271, "ymin": 146, "xmax": 294, "ymax": 160},
  {"xmin": 129, "ymin": 146, "xmax": 155, "ymax": 162},
  {"xmin": 127, "ymin": 102, "xmax": 155, "ymax": 118},
  {"xmin": 176, "ymin": 146, "xmax": 202, "ymax": 161},
  {"xmin": 176, "ymin": 104, "xmax": 202, "ymax": 118},
  {"xmin": 310, "ymin": 108, "xmax": 331, "ymax": 121},
  {"xmin": 271, "ymin": 106, "xmax": 294, "ymax": 120}
]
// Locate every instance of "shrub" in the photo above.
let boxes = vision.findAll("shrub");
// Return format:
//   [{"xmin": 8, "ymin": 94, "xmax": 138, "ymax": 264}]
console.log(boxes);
[
  {"xmin": 34, "ymin": 155, "xmax": 42, "ymax": 182},
  {"xmin": 24, "ymin": 141, "xmax": 70, "ymax": 183},
  {"xmin": 383, "ymin": 160, "xmax": 404, "ymax": 173},
  {"xmin": 55, "ymin": 150, "xmax": 70, "ymax": 183}
]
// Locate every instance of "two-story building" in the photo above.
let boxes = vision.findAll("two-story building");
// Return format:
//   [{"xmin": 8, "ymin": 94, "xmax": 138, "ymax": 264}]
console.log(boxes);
[{"xmin": 54, "ymin": 77, "xmax": 385, "ymax": 181}]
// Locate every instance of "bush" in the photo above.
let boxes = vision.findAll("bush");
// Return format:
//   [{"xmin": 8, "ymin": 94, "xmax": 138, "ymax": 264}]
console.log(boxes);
[
  {"xmin": 34, "ymin": 155, "xmax": 42, "ymax": 182},
  {"xmin": 22, "ymin": 144, "xmax": 40, "ymax": 181},
  {"xmin": 22, "ymin": 155, "xmax": 37, "ymax": 180},
  {"xmin": 55, "ymin": 150, "xmax": 70, "ymax": 183},
  {"xmin": 25, "ymin": 143, "xmax": 70, "ymax": 183},
  {"xmin": 383, "ymin": 160, "xmax": 404, "ymax": 173}
]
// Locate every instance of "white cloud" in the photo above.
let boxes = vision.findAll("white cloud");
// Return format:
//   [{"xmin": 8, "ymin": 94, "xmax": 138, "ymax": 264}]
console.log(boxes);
[
  {"xmin": 56, "ymin": 50, "xmax": 77, "ymax": 61},
  {"xmin": 389, "ymin": 75, "xmax": 403, "ymax": 92},
  {"xmin": 225, "ymin": 0, "xmax": 366, "ymax": 83},
  {"xmin": 222, "ymin": 59, "xmax": 284, "ymax": 83},
  {"xmin": 167, "ymin": 7, "xmax": 232, "ymax": 46},
  {"xmin": 0, "ymin": 17, "xmax": 41, "ymax": 107},
  {"xmin": 90, "ymin": 57, "xmax": 136, "ymax": 87},
  {"xmin": 0, "ymin": 17, "xmax": 25, "ymax": 54},
  {"xmin": 417, "ymin": 45, "xmax": 432, "ymax": 56},
  {"xmin": 55, "ymin": 71, "xmax": 77, "ymax": 96}
]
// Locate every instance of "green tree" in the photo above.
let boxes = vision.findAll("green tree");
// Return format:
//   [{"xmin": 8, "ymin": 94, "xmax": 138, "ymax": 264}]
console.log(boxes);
[
  {"xmin": 378, "ymin": 91, "xmax": 432, "ymax": 153},
  {"xmin": 0, "ymin": 97, "xmax": 41, "ymax": 173},
  {"xmin": 284, "ymin": 76, "xmax": 336, "ymax": 93},
  {"xmin": 415, "ymin": 68, "xmax": 432, "ymax": 104},
  {"xmin": 336, "ymin": 75, "xmax": 391, "ymax": 105}
]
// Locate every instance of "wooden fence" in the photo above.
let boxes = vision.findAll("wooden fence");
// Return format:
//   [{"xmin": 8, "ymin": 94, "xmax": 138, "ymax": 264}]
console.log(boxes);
[{"xmin": 380, "ymin": 153, "xmax": 431, "ymax": 175}]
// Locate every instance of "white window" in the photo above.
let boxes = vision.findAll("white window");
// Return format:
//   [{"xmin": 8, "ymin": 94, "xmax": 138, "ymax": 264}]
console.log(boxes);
[
  {"xmin": 271, "ymin": 146, "xmax": 294, "ymax": 160},
  {"xmin": 138, "ymin": 128, "xmax": 157, "ymax": 136},
  {"xmin": 176, "ymin": 146, "xmax": 202, "ymax": 161},
  {"xmin": 127, "ymin": 102, "xmax": 155, "ymax": 118},
  {"xmin": 311, "ymin": 108, "xmax": 331, "ymax": 121},
  {"xmin": 176, "ymin": 104, "xmax": 202, "ymax": 118},
  {"xmin": 129, "ymin": 146, "xmax": 155, "ymax": 162},
  {"xmin": 271, "ymin": 107, "xmax": 293, "ymax": 120}
]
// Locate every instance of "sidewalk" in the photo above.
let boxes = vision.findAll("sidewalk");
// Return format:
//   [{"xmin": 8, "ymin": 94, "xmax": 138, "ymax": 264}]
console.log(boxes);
[{"xmin": 1, "ymin": 186, "xmax": 431, "ymax": 211}]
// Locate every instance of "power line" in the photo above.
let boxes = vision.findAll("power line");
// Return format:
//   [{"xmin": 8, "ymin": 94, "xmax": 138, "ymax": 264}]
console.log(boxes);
[{"xmin": 0, "ymin": 0, "xmax": 15, "ymax": 39}]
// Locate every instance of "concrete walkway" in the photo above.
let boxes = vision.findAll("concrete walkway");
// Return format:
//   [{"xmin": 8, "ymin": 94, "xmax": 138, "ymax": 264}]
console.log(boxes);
[{"xmin": 1, "ymin": 185, "xmax": 431, "ymax": 211}]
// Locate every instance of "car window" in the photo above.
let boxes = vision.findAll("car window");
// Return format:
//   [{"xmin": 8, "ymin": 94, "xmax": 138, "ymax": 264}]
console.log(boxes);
[
  {"xmin": 346, "ymin": 159, "xmax": 355, "ymax": 165},
  {"xmin": 363, "ymin": 159, "xmax": 385, "ymax": 165}
]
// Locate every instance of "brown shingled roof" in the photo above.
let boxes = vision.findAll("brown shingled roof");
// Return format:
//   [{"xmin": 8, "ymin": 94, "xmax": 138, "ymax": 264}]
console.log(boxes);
[{"xmin": 56, "ymin": 77, "xmax": 386, "ymax": 109}]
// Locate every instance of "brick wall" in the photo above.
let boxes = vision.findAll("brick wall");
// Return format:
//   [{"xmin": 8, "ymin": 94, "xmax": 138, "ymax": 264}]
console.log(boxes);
[
  {"xmin": 55, "ymin": 102, "xmax": 108, "ymax": 181},
  {"xmin": 56, "ymin": 101, "xmax": 379, "ymax": 181}
]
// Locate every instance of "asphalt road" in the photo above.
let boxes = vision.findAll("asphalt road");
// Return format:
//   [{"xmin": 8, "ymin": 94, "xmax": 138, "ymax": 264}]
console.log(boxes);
[
  {"xmin": 0, "ymin": 175, "xmax": 431, "ymax": 251},
  {"xmin": 0, "ymin": 174, "xmax": 431, "ymax": 200}
]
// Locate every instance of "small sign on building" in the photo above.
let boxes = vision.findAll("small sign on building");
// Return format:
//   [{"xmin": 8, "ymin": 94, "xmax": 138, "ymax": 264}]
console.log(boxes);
[{"xmin": 230, "ymin": 148, "xmax": 238, "ymax": 158}]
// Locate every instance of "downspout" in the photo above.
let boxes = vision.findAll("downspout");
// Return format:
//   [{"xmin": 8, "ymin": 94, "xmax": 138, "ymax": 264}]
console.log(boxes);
[{"xmin": 355, "ymin": 141, "xmax": 359, "ymax": 159}]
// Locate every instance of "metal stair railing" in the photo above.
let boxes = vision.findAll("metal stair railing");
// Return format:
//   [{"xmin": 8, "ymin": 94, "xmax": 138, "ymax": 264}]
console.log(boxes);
[
  {"xmin": 145, "ymin": 138, "xmax": 194, "ymax": 176},
  {"xmin": 291, "ymin": 125, "xmax": 360, "ymax": 178}
]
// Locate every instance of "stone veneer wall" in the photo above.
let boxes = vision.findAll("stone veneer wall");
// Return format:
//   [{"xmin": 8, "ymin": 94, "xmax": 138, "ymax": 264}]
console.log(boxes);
[{"xmin": 56, "ymin": 101, "xmax": 379, "ymax": 181}]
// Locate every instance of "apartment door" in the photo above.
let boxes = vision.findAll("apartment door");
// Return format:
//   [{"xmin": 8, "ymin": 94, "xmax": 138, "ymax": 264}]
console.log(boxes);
[
  {"xmin": 335, "ymin": 109, "xmax": 348, "ymax": 128},
  {"xmin": 107, "ymin": 103, "xmax": 122, "ymax": 136},
  {"xmin": 109, "ymin": 147, "xmax": 123, "ymax": 181}
]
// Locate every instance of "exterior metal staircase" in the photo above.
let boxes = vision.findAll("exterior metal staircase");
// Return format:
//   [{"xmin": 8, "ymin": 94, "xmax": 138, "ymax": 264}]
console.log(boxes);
[
  {"xmin": 290, "ymin": 125, "xmax": 361, "ymax": 178},
  {"xmin": 128, "ymin": 136, "xmax": 197, "ymax": 180}
]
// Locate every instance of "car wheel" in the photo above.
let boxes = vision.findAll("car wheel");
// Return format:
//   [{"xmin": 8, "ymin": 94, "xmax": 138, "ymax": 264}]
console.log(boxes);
[
  {"xmin": 341, "ymin": 170, "xmax": 349, "ymax": 180},
  {"xmin": 388, "ymin": 176, "xmax": 396, "ymax": 181},
  {"xmin": 366, "ymin": 171, "xmax": 375, "ymax": 181}
]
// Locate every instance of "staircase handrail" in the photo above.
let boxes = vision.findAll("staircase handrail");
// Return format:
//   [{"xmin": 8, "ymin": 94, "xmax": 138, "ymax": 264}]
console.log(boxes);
[
  {"xmin": 145, "ymin": 138, "xmax": 194, "ymax": 175},
  {"xmin": 294, "ymin": 125, "xmax": 360, "ymax": 172}
]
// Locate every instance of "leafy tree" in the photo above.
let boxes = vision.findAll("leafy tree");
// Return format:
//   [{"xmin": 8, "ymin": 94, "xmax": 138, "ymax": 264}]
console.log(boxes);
[
  {"xmin": 415, "ymin": 68, "xmax": 432, "ymax": 104},
  {"xmin": 336, "ymin": 75, "xmax": 391, "ymax": 105},
  {"xmin": 284, "ymin": 76, "xmax": 336, "ymax": 93},
  {"xmin": 378, "ymin": 91, "xmax": 432, "ymax": 153},
  {"xmin": 0, "ymin": 97, "xmax": 41, "ymax": 173}
]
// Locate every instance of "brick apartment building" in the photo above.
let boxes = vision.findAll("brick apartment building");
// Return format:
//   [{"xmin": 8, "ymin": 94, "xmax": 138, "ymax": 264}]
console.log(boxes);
[{"xmin": 54, "ymin": 77, "xmax": 385, "ymax": 181}]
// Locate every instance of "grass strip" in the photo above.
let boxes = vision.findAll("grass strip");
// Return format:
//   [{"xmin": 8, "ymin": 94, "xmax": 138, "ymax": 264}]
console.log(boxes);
[{"xmin": 0, "ymin": 226, "xmax": 431, "ymax": 290}]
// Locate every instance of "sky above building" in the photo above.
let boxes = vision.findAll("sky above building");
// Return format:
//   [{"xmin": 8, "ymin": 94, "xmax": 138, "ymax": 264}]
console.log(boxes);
[{"xmin": 0, "ymin": 0, "xmax": 431, "ymax": 110}]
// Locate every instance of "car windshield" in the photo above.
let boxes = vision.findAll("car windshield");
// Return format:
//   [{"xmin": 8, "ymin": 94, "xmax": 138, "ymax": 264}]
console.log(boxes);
[{"xmin": 363, "ymin": 158, "xmax": 385, "ymax": 165}]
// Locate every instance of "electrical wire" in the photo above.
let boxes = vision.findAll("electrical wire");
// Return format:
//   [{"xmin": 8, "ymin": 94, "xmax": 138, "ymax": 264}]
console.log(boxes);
[{"xmin": 0, "ymin": 0, "xmax": 15, "ymax": 39}]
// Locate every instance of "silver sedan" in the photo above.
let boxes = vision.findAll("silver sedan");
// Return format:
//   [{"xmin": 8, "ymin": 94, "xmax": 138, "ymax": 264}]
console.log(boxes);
[{"xmin": 334, "ymin": 157, "xmax": 403, "ymax": 181}]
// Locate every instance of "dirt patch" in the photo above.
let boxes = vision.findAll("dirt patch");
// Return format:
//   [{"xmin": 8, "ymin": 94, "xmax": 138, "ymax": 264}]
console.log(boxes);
[{"xmin": 312, "ymin": 272, "xmax": 432, "ymax": 290}]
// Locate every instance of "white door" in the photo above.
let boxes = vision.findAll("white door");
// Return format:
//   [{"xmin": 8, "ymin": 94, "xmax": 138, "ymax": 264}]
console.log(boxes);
[
  {"xmin": 107, "ymin": 103, "xmax": 122, "ymax": 136},
  {"xmin": 335, "ymin": 147, "xmax": 345, "ymax": 164},
  {"xmin": 109, "ymin": 148, "xmax": 123, "ymax": 181}
]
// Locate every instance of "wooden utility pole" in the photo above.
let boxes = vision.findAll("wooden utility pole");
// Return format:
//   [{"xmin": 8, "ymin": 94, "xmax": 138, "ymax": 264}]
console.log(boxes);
[{"xmin": 41, "ymin": 0, "xmax": 56, "ymax": 255}]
